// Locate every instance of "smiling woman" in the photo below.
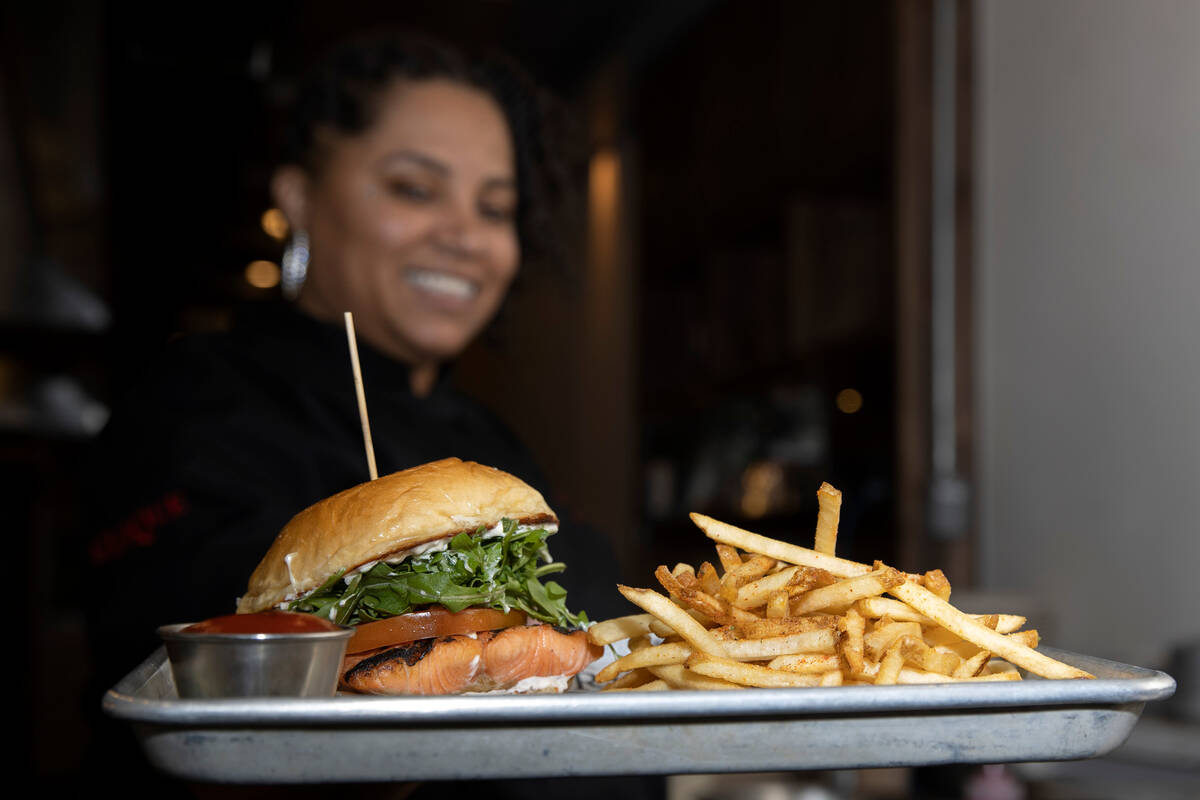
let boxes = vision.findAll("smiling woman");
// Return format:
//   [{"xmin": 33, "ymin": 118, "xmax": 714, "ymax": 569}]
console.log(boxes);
[
  {"xmin": 268, "ymin": 33, "xmax": 571, "ymax": 395},
  {"xmin": 273, "ymin": 77, "xmax": 520, "ymax": 395}
]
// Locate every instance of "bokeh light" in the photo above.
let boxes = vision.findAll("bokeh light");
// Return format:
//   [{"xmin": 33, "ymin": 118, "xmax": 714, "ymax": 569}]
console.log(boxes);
[
  {"xmin": 836, "ymin": 388, "xmax": 863, "ymax": 414},
  {"xmin": 260, "ymin": 208, "xmax": 289, "ymax": 241},
  {"xmin": 245, "ymin": 260, "xmax": 281, "ymax": 289}
]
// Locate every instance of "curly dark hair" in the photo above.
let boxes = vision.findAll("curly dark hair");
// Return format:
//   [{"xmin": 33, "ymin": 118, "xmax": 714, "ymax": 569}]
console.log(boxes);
[{"xmin": 278, "ymin": 31, "xmax": 581, "ymax": 281}]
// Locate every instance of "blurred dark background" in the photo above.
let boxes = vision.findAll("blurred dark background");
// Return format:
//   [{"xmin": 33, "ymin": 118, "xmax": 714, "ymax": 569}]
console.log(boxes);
[
  {"xmin": 14, "ymin": 1, "xmax": 1197, "ymax": 797},
  {"xmin": 6, "ymin": 0, "xmax": 933, "ymax": 788}
]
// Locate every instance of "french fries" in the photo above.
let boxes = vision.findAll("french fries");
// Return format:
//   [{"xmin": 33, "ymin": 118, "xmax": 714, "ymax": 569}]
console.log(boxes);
[
  {"xmin": 616, "ymin": 584, "xmax": 729, "ymax": 658},
  {"xmin": 687, "ymin": 653, "xmax": 828, "ymax": 688},
  {"xmin": 586, "ymin": 613, "xmax": 677, "ymax": 646},
  {"xmin": 589, "ymin": 483, "xmax": 1094, "ymax": 690},
  {"xmin": 813, "ymin": 482, "xmax": 842, "ymax": 555}
]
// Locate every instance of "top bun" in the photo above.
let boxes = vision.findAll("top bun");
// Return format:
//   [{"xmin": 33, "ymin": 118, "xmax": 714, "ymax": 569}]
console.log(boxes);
[{"xmin": 236, "ymin": 458, "xmax": 556, "ymax": 613}]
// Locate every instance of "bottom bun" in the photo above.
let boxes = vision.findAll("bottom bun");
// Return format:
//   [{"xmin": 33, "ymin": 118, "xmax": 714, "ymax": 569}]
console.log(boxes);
[{"xmin": 341, "ymin": 623, "xmax": 601, "ymax": 695}]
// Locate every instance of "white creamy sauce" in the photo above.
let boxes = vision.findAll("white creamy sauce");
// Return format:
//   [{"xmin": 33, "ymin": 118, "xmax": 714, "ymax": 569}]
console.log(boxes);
[
  {"xmin": 284, "ymin": 552, "xmax": 299, "ymax": 591},
  {"xmin": 347, "ymin": 521, "xmax": 558, "ymax": 576},
  {"xmin": 511, "ymin": 674, "xmax": 570, "ymax": 693},
  {"xmin": 464, "ymin": 674, "xmax": 571, "ymax": 695}
]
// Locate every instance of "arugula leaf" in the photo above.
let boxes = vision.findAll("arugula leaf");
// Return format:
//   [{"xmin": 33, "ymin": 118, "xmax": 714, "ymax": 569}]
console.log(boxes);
[{"xmin": 288, "ymin": 519, "xmax": 588, "ymax": 628}]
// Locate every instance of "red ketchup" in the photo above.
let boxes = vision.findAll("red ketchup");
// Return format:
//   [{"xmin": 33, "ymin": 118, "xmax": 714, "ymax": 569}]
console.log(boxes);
[{"xmin": 182, "ymin": 610, "xmax": 342, "ymax": 634}]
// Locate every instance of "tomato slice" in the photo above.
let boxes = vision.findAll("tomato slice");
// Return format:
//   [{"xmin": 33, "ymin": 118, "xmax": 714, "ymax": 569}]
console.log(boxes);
[{"xmin": 346, "ymin": 607, "xmax": 527, "ymax": 654}]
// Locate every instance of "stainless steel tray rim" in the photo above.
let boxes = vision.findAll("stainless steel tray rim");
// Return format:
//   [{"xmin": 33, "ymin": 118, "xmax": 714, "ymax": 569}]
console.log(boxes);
[
  {"xmin": 104, "ymin": 646, "xmax": 1178, "ymax": 781},
  {"xmin": 105, "ymin": 647, "xmax": 1175, "ymax": 728}
]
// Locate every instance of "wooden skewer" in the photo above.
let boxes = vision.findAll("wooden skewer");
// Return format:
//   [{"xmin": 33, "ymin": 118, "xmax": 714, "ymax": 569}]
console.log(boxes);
[{"xmin": 344, "ymin": 311, "xmax": 378, "ymax": 481}]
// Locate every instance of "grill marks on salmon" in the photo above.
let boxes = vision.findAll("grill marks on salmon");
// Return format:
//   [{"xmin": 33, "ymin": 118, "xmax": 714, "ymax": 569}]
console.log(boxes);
[
  {"xmin": 342, "ymin": 623, "xmax": 601, "ymax": 695},
  {"xmin": 345, "ymin": 635, "xmax": 484, "ymax": 695}
]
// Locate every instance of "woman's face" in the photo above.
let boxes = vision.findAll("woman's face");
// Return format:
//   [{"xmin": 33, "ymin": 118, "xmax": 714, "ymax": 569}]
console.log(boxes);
[{"xmin": 281, "ymin": 78, "xmax": 520, "ymax": 368}]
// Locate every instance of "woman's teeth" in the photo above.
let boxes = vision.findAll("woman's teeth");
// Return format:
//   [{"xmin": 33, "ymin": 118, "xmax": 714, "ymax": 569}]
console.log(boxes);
[{"xmin": 406, "ymin": 269, "xmax": 477, "ymax": 300}]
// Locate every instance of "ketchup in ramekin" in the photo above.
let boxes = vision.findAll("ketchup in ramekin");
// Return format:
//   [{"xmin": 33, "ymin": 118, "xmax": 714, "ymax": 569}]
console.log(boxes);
[{"xmin": 182, "ymin": 610, "xmax": 342, "ymax": 635}]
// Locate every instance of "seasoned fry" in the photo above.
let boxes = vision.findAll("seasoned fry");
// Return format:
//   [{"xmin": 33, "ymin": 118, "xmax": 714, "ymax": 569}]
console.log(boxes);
[
  {"xmin": 922, "ymin": 636, "xmax": 981, "ymax": 660},
  {"xmin": 714, "ymin": 544, "xmax": 742, "ymax": 573},
  {"xmin": 720, "ymin": 629, "xmax": 838, "ymax": 660},
  {"xmin": 894, "ymin": 667, "xmax": 953, "ymax": 684},
  {"xmin": 814, "ymin": 482, "xmax": 842, "ymax": 555},
  {"xmin": 992, "ymin": 615, "xmax": 1028, "ymax": 634},
  {"xmin": 654, "ymin": 563, "xmax": 702, "ymax": 601},
  {"xmin": 717, "ymin": 615, "xmax": 838, "ymax": 640},
  {"xmin": 687, "ymin": 653, "xmax": 825, "ymax": 688},
  {"xmin": 965, "ymin": 670, "xmax": 1022, "ymax": 682},
  {"xmin": 734, "ymin": 565, "xmax": 801, "ymax": 608},
  {"xmin": 766, "ymin": 590, "xmax": 789, "ymax": 619},
  {"xmin": 595, "ymin": 641, "xmax": 692, "ymax": 683},
  {"xmin": 734, "ymin": 554, "xmax": 777, "ymax": 582},
  {"xmin": 897, "ymin": 635, "xmax": 962, "ymax": 675},
  {"xmin": 1007, "ymin": 629, "xmax": 1040, "ymax": 649},
  {"xmin": 627, "ymin": 633, "xmax": 654, "ymax": 652},
  {"xmin": 671, "ymin": 563, "xmax": 696, "ymax": 581},
  {"xmin": 875, "ymin": 641, "xmax": 906, "ymax": 685},
  {"xmin": 864, "ymin": 621, "xmax": 923, "ymax": 661},
  {"xmin": 790, "ymin": 565, "xmax": 906, "ymax": 615},
  {"xmin": 853, "ymin": 597, "xmax": 1026, "ymax": 635},
  {"xmin": 682, "ymin": 606, "xmax": 717, "ymax": 628},
  {"xmin": 617, "ymin": 584, "xmax": 728, "ymax": 658},
  {"xmin": 719, "ymin": 555, "xmax": 776, "ymax": 603},
  {"xmin": 696, "ymin": 561, "xmax": 721, "ymax": 596},
  {"xmin": 718, "ymin": 573, "xmax": 738, "ymax": 604},
  {"xmin": 819, "ymin": 669, "xmax": 844, "ymax": 686},
  {"xmin": 587, "ymin": 613, "xmax": 676, "ymax": 646},
  {"xmin": 786, "ymin": 567, "xmax": 841, "ymax": 596},
  {"xmin": 737, "ymin": 565, "xmax": 839, "ymax": 608},
  {"xmin": 889, "ymin": 582, "xmax": 1091, "ymax": 680},
  {"xmin": 922, "ymin": 569, "xmax": 952, "ymax": 600},
  {"xmin": 974, "ymin": 613, "xmax": 1001, "ymax": 631},
  {"xmin": 655, "ymin": 565, "xmax": 757, "ymax": 624},
  {"xmin": 692, "ymin": 513, "xmax": 870, "ymax": 579},
  {"xmin": 647, "ymin": 663, "xmax": 744, "ymax": 690},
  {"xmin": 953, "ymin": 650, "xmax": 991, "ymax": 679},
  {"xmin": 854, "ymin": 596, "xmax": 929, "ymax": 623},
  {"xmin": 599, "ymin": 668, "xmax": 657, "ymax": 691},
  {"xmin": 838, "ymin": 607, "xmax": 866, "ymax": 674},
  {"xmin": 985, "ymin": 660, "xmax": 1021, "ymax": 676},
  {"xmin": 767, "ymin": 653, "xmax": 842, "ymax": 674}
]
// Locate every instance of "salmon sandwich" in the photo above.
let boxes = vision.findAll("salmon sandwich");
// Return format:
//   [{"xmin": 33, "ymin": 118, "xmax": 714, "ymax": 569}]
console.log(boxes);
[{"xmin": 236, "ymin": 457, "xmax": 601, "ymax": 695}]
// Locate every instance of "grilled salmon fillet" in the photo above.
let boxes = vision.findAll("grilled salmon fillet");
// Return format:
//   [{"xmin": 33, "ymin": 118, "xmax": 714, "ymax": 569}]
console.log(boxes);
[
  {"xmin": 482, "ymin": 624, "xmax": 599, "ymax": 688},
  {"xmin": 342, "ymin": 623, "xmax": 601, "ymax": 695}
]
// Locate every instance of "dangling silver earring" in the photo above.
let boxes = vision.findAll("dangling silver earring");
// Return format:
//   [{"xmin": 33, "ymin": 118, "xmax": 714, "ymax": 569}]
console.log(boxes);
[{"xmin": 280, "ymin": 229, "xmax": 309, "ymax": 300}]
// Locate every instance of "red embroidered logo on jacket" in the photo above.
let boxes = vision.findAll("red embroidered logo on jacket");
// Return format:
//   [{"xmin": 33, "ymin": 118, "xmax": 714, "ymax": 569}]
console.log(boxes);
[{"xmin": 89, "ymin": 491, "xmax": 189, "ymax": 566}]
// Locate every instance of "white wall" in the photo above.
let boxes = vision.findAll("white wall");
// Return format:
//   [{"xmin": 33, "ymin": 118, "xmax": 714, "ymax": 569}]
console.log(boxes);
[{"xmin": 977, "ymin": 0, "xmax": 1200, "ymax": 668}]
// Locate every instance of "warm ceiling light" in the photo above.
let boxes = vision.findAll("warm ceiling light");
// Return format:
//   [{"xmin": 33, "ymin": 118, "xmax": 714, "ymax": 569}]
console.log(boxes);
[
  {"xmin": 588, "ymin": 147, "xmax": 620, "ymax": 269},
  {"xmin": 836, "ymin": 388, "xmax": 863, "ymax": 414},
  {"xmin": 740, "ymin": 461, "xmax": 783, "ymax": 519},
  {"xmin": 245, "ymin": 260, "xmax": 281, "ymax": 289},
  {"xmin": 261, "ymin": 208, "xmax": 289, "ymax": 240}
]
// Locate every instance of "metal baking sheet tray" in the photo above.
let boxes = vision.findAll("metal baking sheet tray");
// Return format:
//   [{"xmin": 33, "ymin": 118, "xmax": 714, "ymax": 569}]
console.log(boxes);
[{"xmin": 103, "ymin": 647, "xmax": 1175, "ymax": 784}]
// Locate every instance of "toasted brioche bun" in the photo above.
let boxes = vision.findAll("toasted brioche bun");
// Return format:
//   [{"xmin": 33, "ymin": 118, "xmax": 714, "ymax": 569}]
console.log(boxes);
[{"xmin": 236, "ymin": 458, "xmax": 556, "ymax": 614}]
